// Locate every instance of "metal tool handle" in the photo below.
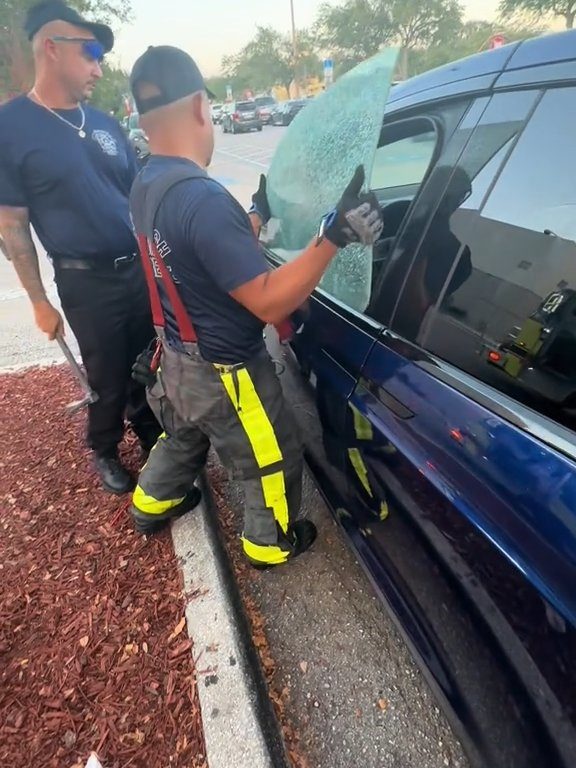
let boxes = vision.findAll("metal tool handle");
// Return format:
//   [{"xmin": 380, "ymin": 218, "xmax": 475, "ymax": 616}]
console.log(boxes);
[{"xmin": 56, "ymin": 334, "xmax": 97, "ymax": 401}]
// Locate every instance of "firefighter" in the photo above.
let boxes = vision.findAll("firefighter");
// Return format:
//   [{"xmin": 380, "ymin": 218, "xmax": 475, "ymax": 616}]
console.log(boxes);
[
  {"xmin": 0, "ymin": 1, "xmax": 161, "ymax": 493},
  {"xmin": 127, "ymin": 46, "xmax": 384, "ymax": 568}
]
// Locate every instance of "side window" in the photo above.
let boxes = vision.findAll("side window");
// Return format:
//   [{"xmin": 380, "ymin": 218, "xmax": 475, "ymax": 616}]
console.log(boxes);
[{"xmin": 399, "ymin": 87, "xmax": 576, "ymax": 429}]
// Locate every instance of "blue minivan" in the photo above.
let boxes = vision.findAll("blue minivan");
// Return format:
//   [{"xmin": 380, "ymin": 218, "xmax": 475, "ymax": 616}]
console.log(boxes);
[{"xmin": 262, "ymin": 32, "xmax": 576, "ymax": 768}]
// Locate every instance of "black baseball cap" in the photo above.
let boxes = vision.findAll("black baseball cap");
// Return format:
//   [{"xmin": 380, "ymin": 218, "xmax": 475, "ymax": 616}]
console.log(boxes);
[
  {"xmin": 130, "ymin": 46, "xmax": 215, "ymax": 115},
  {"xmin": 24, "ymin": 0, "xmax": 114, "ymax": 53}
]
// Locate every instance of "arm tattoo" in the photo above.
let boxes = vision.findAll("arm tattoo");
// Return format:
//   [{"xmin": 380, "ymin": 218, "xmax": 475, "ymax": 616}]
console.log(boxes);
[{"xmin": 0, "ymin": 208, "xmax": 46, "ymax": 304}]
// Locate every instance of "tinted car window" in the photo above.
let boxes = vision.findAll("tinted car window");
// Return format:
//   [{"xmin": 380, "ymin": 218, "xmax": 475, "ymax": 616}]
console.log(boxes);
[
  {"xmin": 236, "ymin": 101, "xmax": 256, "ymax": 111},
  {"xmin": 255, "ymin": 96, "xmax": 275, "ymax": 106},
  {"xmin": 399, "ymin": 87, "xmax": 576, "ymax": 427},
  {"xmin": 263, "ymin": 49, "xmax": 399, "ymax": 313}
]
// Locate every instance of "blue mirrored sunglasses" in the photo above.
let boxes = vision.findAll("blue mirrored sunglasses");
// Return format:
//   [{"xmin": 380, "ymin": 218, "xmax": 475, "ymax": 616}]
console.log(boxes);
[{"xmin": 51, "ymin": 36, "xmax": 105, "ymax": 63}]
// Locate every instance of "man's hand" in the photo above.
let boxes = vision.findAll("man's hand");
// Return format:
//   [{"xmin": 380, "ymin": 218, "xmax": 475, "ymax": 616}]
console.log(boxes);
[
  {"xmin": 323, "ymin": 165, "xmax": 384, "ymax": 248},
  {"xmin": 33, "ymin": 300, "xmax": 64, "ymax": 340},
  {"xmin": 249, "ymin": 174, "xmax": 271, "ymax": 225}
]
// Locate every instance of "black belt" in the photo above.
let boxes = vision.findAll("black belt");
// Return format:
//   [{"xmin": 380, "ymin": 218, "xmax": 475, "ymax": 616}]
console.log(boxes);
[{"xmin": 52, "ymin": 254, "xmax": 136, "ymax": 271}]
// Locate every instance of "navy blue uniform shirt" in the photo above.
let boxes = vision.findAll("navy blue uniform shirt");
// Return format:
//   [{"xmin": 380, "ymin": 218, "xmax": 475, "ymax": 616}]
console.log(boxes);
[
  {"xmin": 139, "ymin": 156, "xmax": 269, "ymax": 364},
  {"xmin": 0, "ymin": 95, "xmax": 138, "ymax": 258}
]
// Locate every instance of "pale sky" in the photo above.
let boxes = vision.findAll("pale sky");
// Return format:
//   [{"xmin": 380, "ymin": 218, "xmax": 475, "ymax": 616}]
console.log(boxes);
[{"xmin": 114, "ymin": 0, "xmax": 501, "ymax": 76}]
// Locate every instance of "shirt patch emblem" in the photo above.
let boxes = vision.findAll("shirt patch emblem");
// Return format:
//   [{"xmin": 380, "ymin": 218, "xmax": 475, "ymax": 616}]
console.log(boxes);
[{"xmin": 92, "ymin": 129, "xmax": 118, "ymax": 156}]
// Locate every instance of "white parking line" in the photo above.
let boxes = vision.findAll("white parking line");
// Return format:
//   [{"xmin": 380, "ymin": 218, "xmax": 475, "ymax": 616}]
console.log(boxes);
[{"xmin": 214, "ymin": 147, "xmax": 271, "ymax": 169}]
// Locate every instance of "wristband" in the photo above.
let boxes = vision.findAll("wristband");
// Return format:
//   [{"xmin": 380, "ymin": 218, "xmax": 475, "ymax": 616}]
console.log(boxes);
[{"xmin": 316, "ymin": 209, "xmax": 337, "ymax": 245}]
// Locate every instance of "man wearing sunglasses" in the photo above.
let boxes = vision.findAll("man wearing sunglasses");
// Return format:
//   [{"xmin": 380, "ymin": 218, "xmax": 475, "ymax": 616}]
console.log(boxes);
[{"xmin": 0, "ymin": 0, "xmax": 161, "ymax": 494}]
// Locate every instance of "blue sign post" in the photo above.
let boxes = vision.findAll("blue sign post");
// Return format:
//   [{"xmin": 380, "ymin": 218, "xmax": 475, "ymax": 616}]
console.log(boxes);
[{"xmin": 323, "ymin": 58, "xmax": 334, "ymax": 88}]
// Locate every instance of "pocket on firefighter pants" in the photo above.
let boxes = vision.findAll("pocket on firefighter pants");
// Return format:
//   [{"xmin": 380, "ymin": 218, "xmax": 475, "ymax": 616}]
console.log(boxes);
[
  {"xmin": 161, "ymin": 346, "xmax": 231, "ymax": 424},
  {"xmin": 146, "ymin": 371, "xmax": 176, "ymax": 435}
]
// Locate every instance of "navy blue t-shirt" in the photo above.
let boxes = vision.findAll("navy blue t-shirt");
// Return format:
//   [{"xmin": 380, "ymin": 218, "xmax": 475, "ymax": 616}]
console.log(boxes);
[
  {"xmin": 139, "ymin": 156, "xmax": 269, "ymax": 364},
  {"xmin": 0, "ymin": 95, "xmax": 138, "ymax": 258}
]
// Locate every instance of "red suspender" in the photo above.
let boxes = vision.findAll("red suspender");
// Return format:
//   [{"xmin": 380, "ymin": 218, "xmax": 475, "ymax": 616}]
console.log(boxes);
[{"xmin": 136, "ymin": 234, "xmax": 197, "ymax": 344}]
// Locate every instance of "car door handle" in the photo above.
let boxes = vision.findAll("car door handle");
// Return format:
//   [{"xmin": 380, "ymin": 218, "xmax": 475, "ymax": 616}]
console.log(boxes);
[{"xmin": 374, "ymin": 386, "xmax": 414, "ymax": 419}]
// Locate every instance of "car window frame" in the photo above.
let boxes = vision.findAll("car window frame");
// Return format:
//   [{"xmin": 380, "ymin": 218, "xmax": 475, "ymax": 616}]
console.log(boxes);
[{"xmin": 366, "ymin": 96, "xmax": 478, "ymax": 324}]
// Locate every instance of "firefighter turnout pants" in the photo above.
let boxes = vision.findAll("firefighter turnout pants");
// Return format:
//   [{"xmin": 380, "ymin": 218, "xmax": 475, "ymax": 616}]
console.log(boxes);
[{"xmin": 131, "ymin": 342, "xmax": 303, "ymax": 566}]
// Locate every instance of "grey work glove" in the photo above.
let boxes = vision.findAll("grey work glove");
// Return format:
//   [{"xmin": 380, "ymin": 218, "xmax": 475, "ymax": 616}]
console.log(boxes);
[
  {"xmin": 249, "ymin": 174, "xmax": 272, "ymax": 225},
  {"xmin": 322, "ymin": 165, "xmax": 384, "ymax": 248}
]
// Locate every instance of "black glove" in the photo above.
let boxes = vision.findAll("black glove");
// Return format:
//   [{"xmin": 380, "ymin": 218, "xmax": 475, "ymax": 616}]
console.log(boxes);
[
  {"xmin": 321, "ymin": 166, "xmax": 384, "ymax": 248},
  {"xmin": 249, "ymin": 174, "xmax": 271, "ymax": 225},
  {"xmin": 132, "ymin": 342, "xmax": 158, "ymax": 388}
]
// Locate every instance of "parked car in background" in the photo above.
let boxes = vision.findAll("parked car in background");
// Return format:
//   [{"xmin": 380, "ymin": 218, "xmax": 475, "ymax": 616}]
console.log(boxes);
[
  {"xmin": 129, "ymin": 127, "xmax": 149, "ymax": 159},
  {"xmin": 211, "ymin": 103, "xmax": 224, "ymax": 124},
  {"xmin": 254, "ymin": 95, "xmax": 277, "ymax": 125},
  {"xmin": 268, "ymin": 102, "xmax": 282, "ymax": 123},
  {"xmin": 124, "ymin": 112, "xmax": 149, "ymax": 159},
  {"xmin": 221, "ymin": 100, "xmax": 262, "ymax": 134},
  {"xmin": 271, "ymin": 99, "xmax": 307, "ymax": 126},
  {"xmin": 262, "ymin": 33, "xmax": 576, "ymax": 768}
]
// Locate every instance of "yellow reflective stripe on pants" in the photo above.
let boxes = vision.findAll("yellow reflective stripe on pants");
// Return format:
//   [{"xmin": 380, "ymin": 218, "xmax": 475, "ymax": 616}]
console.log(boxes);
[
  {"xmin": 261, "ymin": 470, "xmax": 289, "ymax": 534},
  {"xmin": 350, "ymin": 403, "xmax": 373, "ymax": 441},
  {"xmin": 218, "ymin": 367, "xmax": 289, "ymax": 533},
  {"xmin": 348, "ymin": 448, "xmax": 372, "ymax": 497},
  {"xmin": 242, "ymin": 536, "xmax": 290, "ymax": 565},
  {"xmin": 218, "ymin": 368, "xmax": 282, "ymax": 468},
  {"xmin": 133, "ymin": 484, "xmax": 185, "ymax": 515}
]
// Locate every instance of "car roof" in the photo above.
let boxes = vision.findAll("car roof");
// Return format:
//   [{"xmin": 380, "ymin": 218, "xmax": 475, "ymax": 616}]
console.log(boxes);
[{"xmin": 388, "ymin": 29, "xmax": 576, "ymax": 108}]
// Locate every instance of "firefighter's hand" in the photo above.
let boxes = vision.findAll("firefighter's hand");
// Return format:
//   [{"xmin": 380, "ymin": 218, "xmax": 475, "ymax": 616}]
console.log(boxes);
[
  {"xmin": 249, "ymin": 174, "xmax": 271, "ymax": 225},
  {"xmin": 323, "ymin": 166, "xmax": 384, "ymax": 248},
  {"xmin": 34, "ymin": 300, "xmax": 64, "ymax": 341},
  {"xmin": 132, "ymin": 348, "xmax": 157, "ymax": 388}
]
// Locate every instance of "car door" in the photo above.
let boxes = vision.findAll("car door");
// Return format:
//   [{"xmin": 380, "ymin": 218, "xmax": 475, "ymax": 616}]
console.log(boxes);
[
  {"xmin": 262, "ymin": 50, "xmax": 399, "ymax": 505},
  {"xmin": 354, "ymin": 86, "xmax": 576, "ymax": 767}
]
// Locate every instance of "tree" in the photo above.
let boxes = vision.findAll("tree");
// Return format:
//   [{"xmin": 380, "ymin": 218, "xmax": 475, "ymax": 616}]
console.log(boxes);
[
  {"xmin": 409, "ymin": 18, "xmax": 540, "ymax": 76},
  {"xmin": 90, "ymin": 63, "xmax": 129, "ymax": 115},
  {"xmin": 388, "ymin": 0, "xmax": 463, "ymax": 78},
  {"xmin": 0, "ymin": 0, "xmax": 131, "ymax": 99},
  {"xmin": 499, "ymin": 0, "xmax": 576, "ymax": 28},
  {"xmin": 314, "ymin": 0, "xmax": 395, "ymax": 72},
  {"xmin": 314, "ymin": 0, "xmax": 463, "ymax": 79},
  {"xmin": 204, "ymin": 76, "xmax": 229, "ymax": 102},
  {"xmin": 222, "ymin": 25, "xmax": 321, "ymax": 96}
]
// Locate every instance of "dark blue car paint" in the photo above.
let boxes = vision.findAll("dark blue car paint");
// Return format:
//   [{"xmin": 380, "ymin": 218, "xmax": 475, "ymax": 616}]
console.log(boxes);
[{"xmin": 267, "ymin": 29, "xmax": 576, "ymax": 768}]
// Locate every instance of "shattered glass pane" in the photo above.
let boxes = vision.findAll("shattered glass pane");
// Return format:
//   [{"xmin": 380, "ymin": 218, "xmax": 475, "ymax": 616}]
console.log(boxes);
[{"xmin": 263, "ymin": 49, "xmax": 399, "ymax": 312}]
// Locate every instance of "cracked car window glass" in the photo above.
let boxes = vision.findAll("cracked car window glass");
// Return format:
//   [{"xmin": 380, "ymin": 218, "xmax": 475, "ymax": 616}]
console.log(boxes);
[{"xmin": 262, "ymin": 49, "xmax": 399, "ymax": 312}]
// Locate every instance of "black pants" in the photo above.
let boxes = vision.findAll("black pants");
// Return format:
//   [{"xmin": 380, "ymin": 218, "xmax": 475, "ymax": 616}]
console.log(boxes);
[{"xmin": 54, "ymin": 259, "xmax": 161, "ymax": 456}]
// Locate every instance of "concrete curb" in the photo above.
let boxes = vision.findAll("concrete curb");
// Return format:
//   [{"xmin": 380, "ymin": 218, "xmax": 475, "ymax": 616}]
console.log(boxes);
[{"xmin": 171, "ymin": 474, "xmax": 290, "ymax": 768}]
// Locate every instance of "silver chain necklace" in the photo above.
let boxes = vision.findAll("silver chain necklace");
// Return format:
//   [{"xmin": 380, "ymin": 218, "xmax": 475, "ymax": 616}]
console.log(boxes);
[{"xmin": 30, "ymin": 89, "xmax": 87, "ymax": 138}]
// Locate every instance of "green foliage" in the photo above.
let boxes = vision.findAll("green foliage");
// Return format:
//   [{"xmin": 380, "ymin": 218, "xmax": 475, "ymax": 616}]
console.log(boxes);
[
  {"xmin": 314, "ymin": 0, "xmax": 463, "ymax": 75},
  {"xmin": 410, "ymin": 19, "xmax": 541, "ymax": 75},
  {"xmin": 315, "ymin": 0, "xmax": 395, "ymax": 63},
  {"xmin": 499, "ymin": 0, "xmax": 576, "ymax": 28},
  {"xmin": 90, "ymin": 62, "xmax": 129, "ymax": 115},
  {"xmin": 221, "ymin": 25, "xmax": 321, "ymax": 97}
]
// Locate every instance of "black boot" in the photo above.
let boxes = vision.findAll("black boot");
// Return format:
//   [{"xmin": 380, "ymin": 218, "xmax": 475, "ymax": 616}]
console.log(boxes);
[
  {"xmin": 94, "ymin": 453, "xmax": 134, "ymax": 495},
  {"xmin": 248, "ymin": 519, "xmax": 318, "ymax": 570},
  {"xmin": 132, "ymin": 487, "xmax": 202, "ymax": 535}
]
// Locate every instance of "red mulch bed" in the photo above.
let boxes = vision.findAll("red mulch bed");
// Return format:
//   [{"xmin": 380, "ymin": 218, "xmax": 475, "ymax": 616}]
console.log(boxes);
[{"xmin": 0, "ymin": 365, "xmax": 206, "ymax": 768}]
